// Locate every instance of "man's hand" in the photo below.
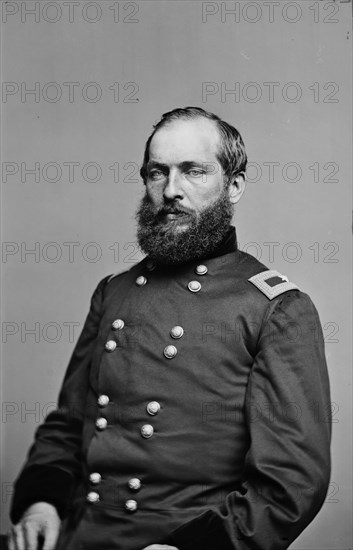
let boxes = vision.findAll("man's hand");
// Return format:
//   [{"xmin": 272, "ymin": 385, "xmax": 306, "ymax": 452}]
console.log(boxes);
[
  {"xmin": 142, "ymin": 546, "xmax": 179, "ymax": 550},
  {"xmin": 8, "ymin": 502, "xmax": 61, "ymax": 550}
]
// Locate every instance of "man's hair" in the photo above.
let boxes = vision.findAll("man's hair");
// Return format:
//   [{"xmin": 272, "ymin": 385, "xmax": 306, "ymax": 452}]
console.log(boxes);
[{"xmin": 140, "ymin": 106, "xmax": 247, "ymax": 184}]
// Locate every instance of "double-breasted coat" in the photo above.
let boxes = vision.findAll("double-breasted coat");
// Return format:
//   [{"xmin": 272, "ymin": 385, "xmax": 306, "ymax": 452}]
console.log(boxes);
[{"xmin": 11, "ymin": 228, "xmax": 331, "ymax": 550}]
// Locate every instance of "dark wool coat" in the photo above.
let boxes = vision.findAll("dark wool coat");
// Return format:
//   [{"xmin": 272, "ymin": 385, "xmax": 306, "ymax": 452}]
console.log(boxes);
[{"xmin": 11, "ymin": 229, "xmax": 331, "ymax": 550}]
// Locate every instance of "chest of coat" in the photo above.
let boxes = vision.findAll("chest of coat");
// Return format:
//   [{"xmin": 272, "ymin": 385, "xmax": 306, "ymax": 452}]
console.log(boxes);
[
  {"xmin": 82, "ymin": 270, "xmax": 261, "ymax": 492},
  {"xmin": 90, "ymin": 270, "xmax": 260, "ymax": 409}
]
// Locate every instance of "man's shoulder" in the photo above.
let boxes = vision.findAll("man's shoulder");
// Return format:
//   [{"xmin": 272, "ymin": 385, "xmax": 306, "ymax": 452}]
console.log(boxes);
[
  {"xmin": 106, "ymin": 257, "xmax": 148, "ymax": 284},
  {"xmin": 233, "ymin": 251, "xmax": 321, "ymax": 329},
  {"xmin": 247, "ymin": 268, "xmax": 299, "ymax": 301},
  {"xmin": 92, "ymin": 258, "xmax": 147, "ymax": 300},
  {"xmin": 235, "ymin": 250, "xmax": 301, "ymax": 302}
]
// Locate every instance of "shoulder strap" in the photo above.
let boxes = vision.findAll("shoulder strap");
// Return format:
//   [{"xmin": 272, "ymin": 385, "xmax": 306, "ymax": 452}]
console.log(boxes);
[{"xmin": 248, "ymin": 269, "xmax": 299, "ymax": 300}]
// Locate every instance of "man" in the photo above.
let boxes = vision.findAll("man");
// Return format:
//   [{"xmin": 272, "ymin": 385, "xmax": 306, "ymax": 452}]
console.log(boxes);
[{"xmin": 9, "ymin": 107, "xmax": 331, "ymax": 550}]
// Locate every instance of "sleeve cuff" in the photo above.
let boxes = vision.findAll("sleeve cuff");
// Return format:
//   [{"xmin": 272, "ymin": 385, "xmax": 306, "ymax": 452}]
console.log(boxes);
[
  {"xmin": 10, "ymin": 465, "xmax": 76, "ymax": 524},
  {"xmin": 161, "ymin": 510, "xmax": 234, "ymax": 550}
]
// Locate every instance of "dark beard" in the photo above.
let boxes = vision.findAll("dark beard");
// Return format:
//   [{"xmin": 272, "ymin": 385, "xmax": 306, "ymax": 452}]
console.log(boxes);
[{"xmin": 136, "ymin": 189, "xmax": 234, "ymax": 265}]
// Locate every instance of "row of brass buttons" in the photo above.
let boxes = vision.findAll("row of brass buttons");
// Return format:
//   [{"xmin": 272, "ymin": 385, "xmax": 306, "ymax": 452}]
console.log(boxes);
[
  {"xmin": 88, "ymin": 476, "xmax": 141, "ymax": 490},
  {"xmin": 87, "ymin": 475, "xmax": 142, "ymax": 511},
  {"xmin": 135, "ymin": 264, "xmax": 208, "ymax": 291},
  {"xmin": 92, "ymin": 263, "xmax": 209, "ymax": 510},
  {"xmin": 125, "ymin": 397, "xmax": 162, "ymax": 509},
  {"xmin": 130, "ymin": 263, "xmax": 207, "ymax": 511},
  {"xmin": 89, "ymin": 389, "xmax": 147, "ymax": 510},
  {"xmin": 105, "ymin": 326, "xmax": 185, "ymax": 359},
  {"xmin": 95, "ymin": 401, "xmax": 161, "ymax": 431},
  {"xmin": 87, "ymin": 492, "xmax": 139, "ymax": 512},
  {"xmin": 136, "ymin": 277, "xmax": 205, "ymax": 292},
  {"xmin": 138, "ymin": 277, "xmax": 203, "ymax": 293},
  {"xmin": 105, "ymin": 264, "xmax": 208, "ymax": 354},
  {"xmin": 90, "ymin": 396, "xmax": 161, "ymax": 511},
  {"xmin": 105, "ymin": 317, "xmax": 125, "ymax": 352}
]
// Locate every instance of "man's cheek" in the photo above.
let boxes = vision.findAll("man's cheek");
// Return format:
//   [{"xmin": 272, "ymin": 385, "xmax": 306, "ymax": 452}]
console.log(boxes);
[{"xmin": 146, "ymin": 185, "xmax": 162, "ymax": 201}]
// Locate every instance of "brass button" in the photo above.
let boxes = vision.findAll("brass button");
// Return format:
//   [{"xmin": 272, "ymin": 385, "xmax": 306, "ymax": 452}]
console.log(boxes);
[
  {"xmin": 95, "ymin": 417, "xmax": 108, "ymax": 430},
  {"xmin": 86, "ymin": 491, "xmax": 100, "ymax": 503},
  {"xmin": 112, "ymin": 319, "xmax": 124, "ymax": 330},
  {"xmin": 125, "ymin": 499, "xmax": 138, "ymax": 512},
  {"xmin": 89, "ymin": 472, "xmax": 102, "ymax": 485},
  {"xmin": 170, "ymin": 326, "xmax": 184, "ymax": 339},
  {"xmin": 136, "ymin": 276, "xmax": 147, "ymax": 286},
  {"xmin": 97, "ymin": 395, "xmax": 109, "ymax": 407},
  {"xmin": 147, "ymin": 401, "xmax": 160, "ymax": 416},
  {"xmin": 164, "ymin": 345, "xmax": 177, "ymax": 359},
  {"xmin": 128, "ymin": 478, "xmax": 141, "ymax": 491},
  {"xmin": 141, "ymin": 424, "xmax": 154, "ymax": 438},
  {"xmin": 105, "ymin": 340, "xmax": 117, "ymax": 352},
  {"xmin": 195, "ymin": 264, "xmax": 208, "ymax": 275},
  {"xmin": 188, "ymin": 280, "xmax": 201, "ymax": 293}
]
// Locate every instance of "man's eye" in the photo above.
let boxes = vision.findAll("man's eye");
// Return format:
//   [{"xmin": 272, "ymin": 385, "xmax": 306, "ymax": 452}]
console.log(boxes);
[
  {"xmin": 149, "ymin": 170, "xmax": 165, "ymax": 180},
  {"xmin": 187, "ymin": 169, "xmax": 204, "ymax": 178}
]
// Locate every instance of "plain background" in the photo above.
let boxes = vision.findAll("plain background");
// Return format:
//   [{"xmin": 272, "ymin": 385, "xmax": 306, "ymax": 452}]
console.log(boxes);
[{"xmin": 1, "ymin": 0, "xmax": 351, "ymax": 547}]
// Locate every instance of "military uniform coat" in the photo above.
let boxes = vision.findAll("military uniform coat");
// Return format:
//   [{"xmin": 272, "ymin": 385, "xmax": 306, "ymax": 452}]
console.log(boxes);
[{"xmin": 11, "ymin": 228, "xmax": 331, "ymax": 550}]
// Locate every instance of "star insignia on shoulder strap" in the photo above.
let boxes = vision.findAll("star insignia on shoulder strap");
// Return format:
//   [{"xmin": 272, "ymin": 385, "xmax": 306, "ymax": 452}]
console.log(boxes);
[{"xmin": 248, "ymin": 270, "xmax": 299, "ymax": 300}]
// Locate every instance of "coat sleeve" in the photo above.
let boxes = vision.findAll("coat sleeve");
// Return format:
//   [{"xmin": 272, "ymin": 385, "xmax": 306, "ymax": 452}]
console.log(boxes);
[
  {"xmin": 10, "ymin": 277, "xmax": 108, "ymax": 524},
  {"xmin": 163, "ymin": 290, "xmax": 332, "ymax": 550}
]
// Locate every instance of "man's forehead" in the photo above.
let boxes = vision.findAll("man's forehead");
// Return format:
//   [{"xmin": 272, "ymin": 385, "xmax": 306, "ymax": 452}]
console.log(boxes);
[{"xmin": 148, "ymin": 118, "xmax": 221, "ymax": 162}]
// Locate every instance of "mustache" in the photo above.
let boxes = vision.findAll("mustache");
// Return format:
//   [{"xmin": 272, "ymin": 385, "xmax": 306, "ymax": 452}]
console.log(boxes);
[
  {"xmin": 158, "ymin": 204, "xmax": 193, "ymax": 216},
  {"xmin": 137, "ymin": 194, "xmax": 195, "ymax": 225}
]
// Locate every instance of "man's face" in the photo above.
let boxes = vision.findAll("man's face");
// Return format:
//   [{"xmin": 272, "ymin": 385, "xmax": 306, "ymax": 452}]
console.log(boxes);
[
  {"xmin": 144, "ymin": 118, "xmax": 228, "ymax": 231},
  {"xmin": 136, "ymin": 117, "xmax": 240, "ymax": 264}
]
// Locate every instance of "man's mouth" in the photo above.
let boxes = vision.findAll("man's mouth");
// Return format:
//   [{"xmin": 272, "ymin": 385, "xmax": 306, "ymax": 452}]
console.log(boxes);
[
  {"xmin": 164, "ymin": 212, "xmax": 188, "ymax": 220},
  {"xmin": 157, "ymin": 207, "xmax": 191, "ymax": 221}
]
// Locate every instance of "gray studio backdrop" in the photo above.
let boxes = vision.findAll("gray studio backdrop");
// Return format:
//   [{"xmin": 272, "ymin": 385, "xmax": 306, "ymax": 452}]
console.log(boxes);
[{"xmin": 1, "ymin": 0, "xmax": 352, "ymax": 546}]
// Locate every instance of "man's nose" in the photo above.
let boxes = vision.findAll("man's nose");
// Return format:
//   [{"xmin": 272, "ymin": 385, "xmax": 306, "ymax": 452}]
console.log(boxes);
[{"xmin": 163, "ymin": 169, "xmax": 184, "ymax": 201}]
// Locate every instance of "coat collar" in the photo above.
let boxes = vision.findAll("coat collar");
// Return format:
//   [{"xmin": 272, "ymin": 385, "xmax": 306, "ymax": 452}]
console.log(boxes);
[{"xmin": 202, "ymin": 225, "xmax": 237, "ymax": 261}]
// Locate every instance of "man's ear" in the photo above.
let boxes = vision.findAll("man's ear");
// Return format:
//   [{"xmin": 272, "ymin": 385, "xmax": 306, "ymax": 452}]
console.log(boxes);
[{"xmin": 227, "ymin": 172, "xmax": 246, "ymax": 204}]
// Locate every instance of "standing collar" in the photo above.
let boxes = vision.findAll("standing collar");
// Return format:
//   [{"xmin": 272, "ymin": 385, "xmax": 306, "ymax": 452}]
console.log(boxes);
[{"xmin": 202, "ymin": 225, "xmax": 237, "ymax": 261}]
